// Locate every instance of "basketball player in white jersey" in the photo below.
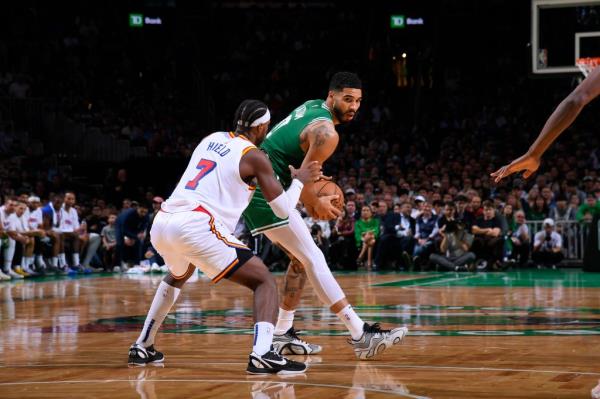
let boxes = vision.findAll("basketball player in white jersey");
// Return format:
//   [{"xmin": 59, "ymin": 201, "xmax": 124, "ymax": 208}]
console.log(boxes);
[
  {"xmin": 128, "ymin": 100, "xmax": 320, "ymax": 375},
  {"xmin": 492, "ymin": 65, "xmax": 600, "ymax": 182}
]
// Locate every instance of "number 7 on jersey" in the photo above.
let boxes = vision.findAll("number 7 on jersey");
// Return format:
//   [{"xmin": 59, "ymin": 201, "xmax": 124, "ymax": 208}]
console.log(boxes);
[{"xmin": 185, "ymin": 159, "xmax": 217, "ymax": 190}]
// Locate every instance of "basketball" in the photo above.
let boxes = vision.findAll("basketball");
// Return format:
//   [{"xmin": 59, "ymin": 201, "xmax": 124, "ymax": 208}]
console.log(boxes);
[{"xmin": 304, "ymin": 180, "xmax": 345, "ymax": 219}]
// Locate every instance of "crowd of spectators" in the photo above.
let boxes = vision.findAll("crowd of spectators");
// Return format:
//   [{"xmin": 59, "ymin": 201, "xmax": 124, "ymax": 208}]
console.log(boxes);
[{"xmin": 1, "ymin": 3, "xmax": 600, "ymax": 279}]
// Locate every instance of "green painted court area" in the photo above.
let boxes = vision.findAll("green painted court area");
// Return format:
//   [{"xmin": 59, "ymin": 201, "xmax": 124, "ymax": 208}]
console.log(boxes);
[{"xmin": 373, "ymin": 269, "xmax": 600, "ymax": 288}]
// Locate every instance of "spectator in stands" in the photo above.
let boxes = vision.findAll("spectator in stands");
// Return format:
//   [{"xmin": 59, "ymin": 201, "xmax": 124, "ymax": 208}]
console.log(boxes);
[
  {"xmin": 12, "ymin": 200, "xmax": 47, "ymax": 276},
  {"xmin": 329, "ymin": 209, "xmax": 357, "ymax": 270},
  {"xmin": 470, "ymin": 195, "xmax": 483, "ymax": 218},
  {"xmin": 310, "ymin": 223, "xmax": 329, "ymax": 259},
  {"xmin": 150, "ymin": 196, "xmax": 164, "ymax": 220},
  {"xmin": 26, "ymin": 196, "xmax": 48, "ymax": 273},
  {"xmin": 432, "ymin": 199, "xmax": 444, "ymax": 217},
  {"xmin": 437, "ymin": 201, "xmax": 457, "ymax": 231},
  {"xmin": 527, "ymin": 196, "xmax": 549, "ymax": 221},
  {"xmin": 8, "ymin": 201, "xmax": 34, "ymax": 277},
  {"xmin": 549, "ymin": 194, "xmax": 577, "ymax": 221},
  {"xmin": 576, "ymin": 193, "xmax": 600, "ymax": 223},
  {"xmin": 532, "ymin": 218, "xmax": 564, "ymax": 268},
  {"xmin": 455, "ymin": 195, "xmax": 474, "ymax": 230},
  {"xmin": 42, "ymin": 193, "xmax": 64, "ymax": 272},
  {"xmin": 472, "ymin": 200, "xmax": 504, "ymax": 270},
  {"xmin": 413, "ymin": 202, "xmax": 438, "ymax": 266},
  {"xmin": 430, "ymin": 219, "xmax": 475, "ymax": 271},
  {"xmin": 510, "ymin": 210, "xmax": 530, "ymax": 266},
  {"xmin": 376, "ymin": 200, "xmax": 389, "ymax": 222},
  {"xmin": 411, "ymin": 195, "xmax": 425, "ymax": 219},
  {"xmin": 101, "ymin": 213, "xmax": 117, "ymax": 271},
  {"xmin": 355, "ymin": 205, "xmax": 380, "ymax": 270},
  {"xmin": 345, "ymin": 200, "xmax": 359, "ymax": 220},
  {"xmin": 114, "ymin": 203, "xmax": 149, "ymax": 271},
  {"xmin": 60, "ymin": 192, "xmax": 86, "ymax": 273},
  {"xmin": 0, "ymin": 198, "xmax": 19, "ymax": 279}
]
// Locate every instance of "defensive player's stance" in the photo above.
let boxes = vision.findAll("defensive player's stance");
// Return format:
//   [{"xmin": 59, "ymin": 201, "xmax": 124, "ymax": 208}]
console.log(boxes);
[
  {"xmin": 243, "ymin": 72, "xmax": 408, "ymax": 359},
  {"xmin": 492, "ymin": 65, "xmax": 600, "ymax": 182},
  {"xmin": 128, "ymin": 100, "xmax": 320, "ymax": 374}
]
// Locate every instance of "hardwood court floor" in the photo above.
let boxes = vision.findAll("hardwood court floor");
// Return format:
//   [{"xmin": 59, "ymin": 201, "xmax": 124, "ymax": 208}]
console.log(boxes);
[{"xmin": 1, "ymin": 269, "xmax": 600, "ymax": 398}]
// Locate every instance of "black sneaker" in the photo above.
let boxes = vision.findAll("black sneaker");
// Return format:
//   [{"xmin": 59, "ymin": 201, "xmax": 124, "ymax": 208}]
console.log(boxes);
[
  {"xmin": 128, "ymin": 343, "xmax": 165, "ymax": 366},
  {"xmin": 247, "ymin": 347, "xmax": 308, "ymax": 375}
]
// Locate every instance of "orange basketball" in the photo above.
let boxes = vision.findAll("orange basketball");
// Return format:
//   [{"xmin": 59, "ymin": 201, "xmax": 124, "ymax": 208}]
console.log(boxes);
[{"xmin": 304, "ymin": 180, "xmax": 345, "ymax": 220}]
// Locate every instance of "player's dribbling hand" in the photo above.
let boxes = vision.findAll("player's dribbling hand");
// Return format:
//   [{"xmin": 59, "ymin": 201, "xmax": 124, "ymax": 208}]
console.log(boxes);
[
  {"xmin": 289, "ymin": 162, "xmax": 321, "ymax": 184},
  {"xmin": 490, "ymin": 152, "xmax": 541, "ymax": 183},
  {"xmin": 313, "ymin": 194, "xmax": 342, "ymax": 220}
]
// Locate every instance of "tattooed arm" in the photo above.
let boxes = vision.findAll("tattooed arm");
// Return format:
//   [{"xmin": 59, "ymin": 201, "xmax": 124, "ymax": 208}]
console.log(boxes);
[{"xmin": 299, "ymin": 120, "xmax": 341, "ymax": 220}]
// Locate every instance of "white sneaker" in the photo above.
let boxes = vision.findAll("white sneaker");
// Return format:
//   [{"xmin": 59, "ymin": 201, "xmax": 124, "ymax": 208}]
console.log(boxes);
[
  {"xmin": 8, "ymin": 269, "xmax": 24, "ymax": 279},
  {"xmin": 113, "ymin": 266, "xmax": 122, "ymax": 273},
  {"xmin": 0, "ymin": 270, "xmax": 11, "ymax": 280},
  {"xmin": 592, "ymin": 380, "xmax": 600, "ymax": 399},
  {"xmin": 150, "ymin": 263, "xmax": 161, "ymax": 272},
  {"xmin": 273, "ymin": 327, "xmax": 322, "ymax": 355},
  {"xmin": 159, "ymin": 265, "xmax": 169, "ymax": 273},
  {"xmin": 349, "ymin": 323, "xmax": 408, "ymax": 360}
]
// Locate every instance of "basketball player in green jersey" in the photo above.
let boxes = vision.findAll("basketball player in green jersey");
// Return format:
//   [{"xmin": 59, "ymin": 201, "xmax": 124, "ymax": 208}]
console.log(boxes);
[
  {"xmin": 243, "ymin": 72, "xmax": 408, "ymax": 359},
  {"xmin": 491, "ymin": 65, "xmax": 600, "ymax": 182}
]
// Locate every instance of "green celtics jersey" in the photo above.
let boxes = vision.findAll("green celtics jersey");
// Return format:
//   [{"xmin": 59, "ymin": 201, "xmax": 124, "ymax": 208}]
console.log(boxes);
[
  {"xmin": 243, "ymin": 99, "xmax": 333, "ymax": 235},
  {"xmin": 261, "ymin": 99, "xmax": 333, "ymax": 188}
]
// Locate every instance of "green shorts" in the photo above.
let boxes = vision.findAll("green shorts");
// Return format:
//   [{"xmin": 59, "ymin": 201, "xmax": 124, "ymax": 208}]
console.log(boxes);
[{"xmin": 243, "ymin": 186, "xmax": 289, "ymax": 236}]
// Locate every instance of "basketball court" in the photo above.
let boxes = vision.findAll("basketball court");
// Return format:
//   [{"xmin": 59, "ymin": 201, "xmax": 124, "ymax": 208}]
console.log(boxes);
[{"xmin": 0, "ymin": 270, "xmax": 599, "ymax": 398}]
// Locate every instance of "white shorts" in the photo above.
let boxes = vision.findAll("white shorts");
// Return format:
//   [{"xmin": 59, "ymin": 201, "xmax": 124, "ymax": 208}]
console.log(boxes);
[{"xmin": 150, "ymin": 206, "xmax": 252, "ymax": 283}]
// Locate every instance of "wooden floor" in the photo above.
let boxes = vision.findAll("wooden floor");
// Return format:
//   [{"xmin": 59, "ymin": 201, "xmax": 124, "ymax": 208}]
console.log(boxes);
[{"xmin": 1, "ymin": 269, "xmax": 600, "ymax": 398}]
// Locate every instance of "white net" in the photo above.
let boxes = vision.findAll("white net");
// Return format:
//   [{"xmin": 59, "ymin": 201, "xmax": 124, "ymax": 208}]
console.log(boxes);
[{"xmin": 576, "ymin": 57, "xmax": 600, "ymax": 77}]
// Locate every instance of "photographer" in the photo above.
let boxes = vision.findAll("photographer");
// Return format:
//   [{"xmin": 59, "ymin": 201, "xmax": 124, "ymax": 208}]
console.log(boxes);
[
  {"xmin": 429, "ymin": 220, "xmax": 476, "ymax": 271},
  {"xmin": 532, "ymin": 218, "xmax": 563, "ymax": 268}
]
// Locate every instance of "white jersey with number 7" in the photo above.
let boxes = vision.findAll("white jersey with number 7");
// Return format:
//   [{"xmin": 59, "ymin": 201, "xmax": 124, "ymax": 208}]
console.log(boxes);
[{"xmin": 162, "ymin": 131, "xmax": 257, "ymax": 232}]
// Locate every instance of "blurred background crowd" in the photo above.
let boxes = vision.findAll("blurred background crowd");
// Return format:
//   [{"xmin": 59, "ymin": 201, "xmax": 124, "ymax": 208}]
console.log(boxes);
[{"xmin": 0, "ymin": 1, "xmax": 598, "ymax": 279}]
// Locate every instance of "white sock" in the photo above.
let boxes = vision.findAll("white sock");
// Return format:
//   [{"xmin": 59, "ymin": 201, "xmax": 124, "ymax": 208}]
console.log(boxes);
[
  {"xmin": 36, "ymin": 255, "xmax": 46, "ymax": 268},
  {"xmin": 72, "ymin": 253, "xmax": 80, "ymax": 266},
  {"xmin": 136, "ymin": 281, "xmax": 181, "ymax": 347},
  {"xmin": 3, "ymin": 260, "xmax": 11, "ymax": 271},
  {"xmin": 336, "ymin": 305, "xmax": 365, "ymax": 340},
  {"xmin": 58, "ymin": 253, "xmax": 66, "ymax": 267},
  {"xmin": 21, "ymin": 256, "xmax": 27, "ymax": 267},
  {"xmin": 51, "ymin": 257, "xmax": 58, "ymax": 267},
  {"xmin": 27, "ymin": 257, "xmax": 34, "ymax": 267},
  {"xmin": 274, "ymin": 308, "xmax": 295, "ymax": 335},
  {"xmin": 253, "ymin": 322, "xmax": 274, "ymax": 356}
]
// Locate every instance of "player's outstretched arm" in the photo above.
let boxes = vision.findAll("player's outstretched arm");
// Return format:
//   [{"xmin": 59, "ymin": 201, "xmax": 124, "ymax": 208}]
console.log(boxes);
[
  {"xmin": 299, "ymin": 120, "xmax": 341, "ymax": 220},
  {"xmin": 240, "ymin": 149, "xmax": 320, "ymax": 218},
  {"xmin": 491, "ymin": 66, "xmax": 600, "ymax": 182}
]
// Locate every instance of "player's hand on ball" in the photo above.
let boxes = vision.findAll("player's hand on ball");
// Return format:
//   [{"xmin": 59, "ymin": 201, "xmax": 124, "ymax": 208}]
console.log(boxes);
[
  {"xmin": 289, "ymin": 162, "xmax": 321, "ymax": 184},
  {"xmin": 314, "ymin": 194, "xmax": 342, "ymax": 220},
  {"xmin": 491, "ymin": 152, "xmax": 540, "ymax": 183}
]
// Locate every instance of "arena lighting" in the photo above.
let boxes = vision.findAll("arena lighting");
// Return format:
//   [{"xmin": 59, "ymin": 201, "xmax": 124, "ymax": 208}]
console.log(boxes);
[{"xmin": 402, "ymin": 53, "xmax": 407, "ymax": 58}]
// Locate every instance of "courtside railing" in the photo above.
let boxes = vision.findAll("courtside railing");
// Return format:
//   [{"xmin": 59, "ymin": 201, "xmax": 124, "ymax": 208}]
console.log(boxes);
[{"xmin": 525, "ymin": 220, "xmax": 587, "ymax": 262}]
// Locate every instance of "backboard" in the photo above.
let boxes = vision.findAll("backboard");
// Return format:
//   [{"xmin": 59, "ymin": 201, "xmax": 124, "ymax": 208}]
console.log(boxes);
[{"xmin": 532, "ymin": 0, "xmax": 600, "ymax": 74}]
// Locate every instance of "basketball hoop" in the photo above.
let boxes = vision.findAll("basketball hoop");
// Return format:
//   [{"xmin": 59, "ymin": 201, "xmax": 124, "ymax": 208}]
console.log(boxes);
[{"xmin": 576, "ymin": 57, "xmax": 600, "ymax": 77}]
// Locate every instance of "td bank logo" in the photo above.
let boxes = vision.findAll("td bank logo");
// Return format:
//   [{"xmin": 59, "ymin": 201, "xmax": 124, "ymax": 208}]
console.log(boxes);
[
  {"xmin": 129, "ymin": 14, "xmax": 143, "ymax": 28},
  {"xmin": 390, "ymin": 15, "xmax": 405, "ymax": 29}
]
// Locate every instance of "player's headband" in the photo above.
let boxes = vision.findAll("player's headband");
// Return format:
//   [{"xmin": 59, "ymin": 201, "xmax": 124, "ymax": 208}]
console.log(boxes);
[{"xmin": 249, "ymin": 109, "xmax": 270, "ymax": 127}]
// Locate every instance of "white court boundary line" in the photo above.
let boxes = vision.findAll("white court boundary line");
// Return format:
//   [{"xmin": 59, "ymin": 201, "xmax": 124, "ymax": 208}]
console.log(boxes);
[
  {"xmin": 1, "ymin": 362, "xmax": 598, "ymax": 376},
  {"xmin": 0, "ymin": 378, "xmax": 430, "ymax": 399}
]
